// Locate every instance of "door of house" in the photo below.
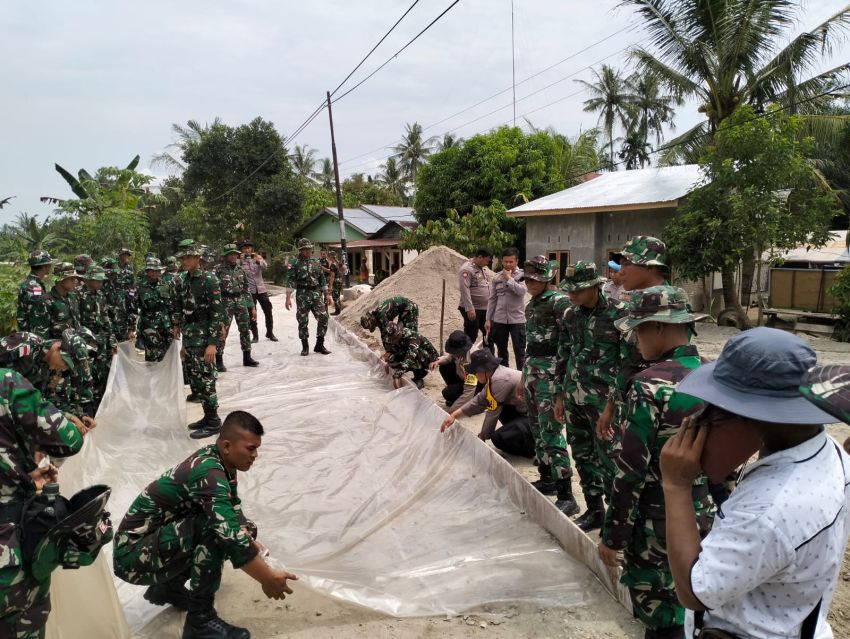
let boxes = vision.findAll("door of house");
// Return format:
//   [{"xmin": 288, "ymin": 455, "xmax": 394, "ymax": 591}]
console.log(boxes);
[{"xmin": 547, "ymin": 251, "xmax": 571, "ymax": 285}]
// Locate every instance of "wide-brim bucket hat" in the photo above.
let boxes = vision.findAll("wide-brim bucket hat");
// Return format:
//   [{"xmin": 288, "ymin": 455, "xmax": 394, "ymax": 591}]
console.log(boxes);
[{"xmin": 676, "ymin": 327, "xmax": 835, "ymax": 424}]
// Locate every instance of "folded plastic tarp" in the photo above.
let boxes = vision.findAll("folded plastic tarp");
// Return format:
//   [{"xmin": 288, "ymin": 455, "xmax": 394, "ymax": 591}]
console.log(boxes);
[{"xmin": 48, "ymin": 309, "xmax": 599, "ymax": 635}]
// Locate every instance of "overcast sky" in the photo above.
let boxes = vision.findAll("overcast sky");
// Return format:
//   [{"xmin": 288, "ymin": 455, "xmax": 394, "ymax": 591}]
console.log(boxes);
[{"xmin": 1, "ymin": 0, "xmax": 847, "ymax": 224}]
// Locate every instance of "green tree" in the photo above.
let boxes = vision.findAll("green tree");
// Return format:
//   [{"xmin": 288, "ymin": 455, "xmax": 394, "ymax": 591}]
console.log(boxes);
[
  {"xmin": 376, "ymin": 157, "xmax": 406, "ymax": 202},
  {"xmin": 618, "ymin": 130, "xmax": 651, "ymax": 169},
  {"xmin": 437, "ymin": 133, "xmax": 462, "ymax": 151},
  {"xmin": 526, "ymin": 122, "xmax": 602, "ymax": 186},
  {"xmin": 290, "ymin": 144, "xmax": 318, "ymax": 181},
  {"xmin": 392, "ymin": 122, "xmax": 435, "ymax": 184},
  {"xmin": 399, "ymin": 203, "xmax": 516, "ymax": 257},
  {"xmin": 151, "ymin": 119, "xmax": 221, "ymax": 174},
  {"xmin": 576, "ymin": 64, "xmax": 632, "ymax": 168},
  {"xmin": 342, "ymin": 173, "xmax": 403, "ymax": 206},
  {"xmin": 624, "ymin": 72, "xmax": 680, "ymax": 150},
  {"xmin": 3, "ymin": 213, "xmax": 60, "ymax": 259},
  {"xmin": 317, "ymin": 158, "xmax": 334, "ymax": 190},
  {"xmin": 665, "ymin": 106, "xmax": 840, "ymax": 324}
]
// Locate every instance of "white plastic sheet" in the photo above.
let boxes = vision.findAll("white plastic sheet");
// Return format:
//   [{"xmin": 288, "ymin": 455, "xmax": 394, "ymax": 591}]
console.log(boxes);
[{"xmin": 50, "ymin": 307, "xmax": 599, "ymax": 635}]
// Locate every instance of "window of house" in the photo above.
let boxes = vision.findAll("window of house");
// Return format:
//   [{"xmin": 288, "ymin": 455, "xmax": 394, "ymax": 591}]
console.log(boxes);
[{"xmin": 547, "ymin": 250, "xmax": 571, "ymax": 285}]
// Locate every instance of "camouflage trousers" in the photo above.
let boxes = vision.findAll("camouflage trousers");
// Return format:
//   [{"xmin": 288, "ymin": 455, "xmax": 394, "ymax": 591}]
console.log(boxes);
[
  {"xmin": 523, "ymin": 369, "xmax": 571, "ymax": 480},
  {"xmin": 113, "ymin": 515, "xmax": 224, "ymax": 599},
  {"xmin": 184, "ymin": 346, "xmax": 218, "ymax": 410},
  {"xmin": 332, "ymin": 282, "xmax": 342, "ymax": 310},
  {"xmin": 218, "ymin": 299, "xmax": 251, "ymax": 353},
  {"xmin": 0, "ymin": 527, "xmax": 51, "ymax": 639},
  {"xmin": 90, "ymin": 351, "xmax": 111, "ymax": 405},
  {"xmin": 565, "ymin": 400, "xmax": 617, "ymax": 500},
  {"xmin": 295, "ymin": 289, "xmax": 328, "ymax": 341},
  {"xmin": 141, "ymin": 325, "xmax": 172, "ymax": 363},
  {"xmin": 620, "ymin": 516, "xmax": 683, "ymax": 631}
]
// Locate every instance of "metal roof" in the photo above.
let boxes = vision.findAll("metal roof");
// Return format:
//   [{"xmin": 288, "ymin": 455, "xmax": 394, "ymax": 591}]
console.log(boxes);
[
  {"xmin": 322, "ymin": 207, "xmax": 386, "ymax": 235},
  {"xmin": 360, "ymin": 205, "xmax": 417, "ymax": 223},
  {"xmin": 775, "ymin": 230, "xmax": 850, "ymax": 264},
  {"xmin": 508, "ymin": 164, "xmax": 702, "ymax": 216}
]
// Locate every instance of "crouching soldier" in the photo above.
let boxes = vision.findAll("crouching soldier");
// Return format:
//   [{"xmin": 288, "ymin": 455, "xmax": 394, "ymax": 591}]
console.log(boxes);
[
  {"xmin": 383, "ymin": 322, "xmax": 439, "ymax": 390},
  {"xmin": 114, "ymin": 411, "xmax": 297, "ymax": 639}
]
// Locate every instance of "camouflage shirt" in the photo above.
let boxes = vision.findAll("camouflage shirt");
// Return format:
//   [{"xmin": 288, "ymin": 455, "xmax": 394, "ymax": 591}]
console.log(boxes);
[
  {"xmin": 284, "ymin": 256, "xmax": 327, "ymax": 291},
  {"xmin": 47, "ymin": 286, "xmax": 81, "ymax": 340},
  {"xmin": 602, "ymin": 344, "xmax": 713, "ymax": 550},
  {"xmin": 524, "ymin": 289, "xmax": 571, "ymax": 375},
  {"xmin": 117, "ymin": 444, "xmax": 257, "ymax": 568},
  {"xmin": 0, "ymin": 368, "xmax": 83, "ymax": 507},
  {"xmin": 214, "ymin": 263, "xmax": 254, "ymax": 309},
  {"xmin": 115, "ymin": 262, "xmax": 139, "ymax": 327},
  {"xmin": 16, "ymin": 273, "xmax": 51, "ymax": 336},
  {"xmin": 555, "ymin": 291, "xmax": 633, "ymax": 405},
  {"xmin": 101, "ymin": 279, "xmax": 126, "ymax": 338},
  {"xmin": 175, "ymin": 268, "xmax": 224, "ymax": 349},
  {"xmin": 367, "ymin": 297, "xmax": 419, "ymax": 350},
  {"xmin": 386, "ymin": 328, "xmax": 439, "ymax": 379},
  {"xmin": 79, "ymin": 287, "xmax": 116, "ymax": 351},
  {"xmin": 138, "ymin": 279, "xmax": 177, "ymax": 332}
]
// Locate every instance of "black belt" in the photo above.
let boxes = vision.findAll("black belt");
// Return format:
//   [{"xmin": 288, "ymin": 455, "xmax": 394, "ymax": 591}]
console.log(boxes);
[{"xmin": 526, "ymin": 343, "xmax": 557, "ymax": 357}]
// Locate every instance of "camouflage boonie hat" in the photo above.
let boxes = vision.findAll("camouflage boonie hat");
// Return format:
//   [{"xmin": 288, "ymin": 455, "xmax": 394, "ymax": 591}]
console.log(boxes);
[
  {"xmin": 800, "ymin": 365, "xmax": 850, "ymax": 425},
  {"xmin": 117, "ymin": 247, "xmax": 132, "ymax": 256},
  {"xmin": 53, "ymin": 262, "xmax": 77, "ymax": 281},
  {"xmin": 144, "ymin": 257, "xmax": 164, "ymax": 271},
  {"xmin": 559, "ymin": 261, "xmax": 607, "ymax": 292},
  {"xmin": 176, "ymin": 239, "xmax": 202, "ymax": 257},
  {"xmin": 615, "ymin": 285, "xmax": 707, "ymax": 332},
  {"xmin": 100, "ymin": 257, "xmax": 118, "ymax": 274},
  {"xmin": 73, "ymin": 254, "xmax": 93, "ymax": 275},
  {"xmin": 60, "ymin": 328, "xmax": 96, "ymax": 376},
  {"xmin": 83, "ymin": 265, "xmax": 106, "ymax": 281},
  {"xmin": 165, "ymin": 256, "xmax": 178, "ymax": 269},
  {"xmin": 222, "ymin": 243, "xmax": 240, "ymax": 256},
  {"xmin": 28, "ymin": 250, "xmax": 54, "ymax": 268},
  {"xmin": 615, "ymin": 236, "xmax": 668, "ymax": 269},
  {"xmin": 296, "ymin": 238, "xmax": 314, "ymax": 250},
  {"xmin": 519, "ymin": 255, "xmax": 555, "ymax": 283}
]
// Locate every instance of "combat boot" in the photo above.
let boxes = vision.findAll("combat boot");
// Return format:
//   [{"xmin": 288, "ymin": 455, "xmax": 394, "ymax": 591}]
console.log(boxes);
[
  {"xmin": 266, "ymin": 332, "xmax": 278, "ymax": 342},
  {"xmin": 189, "ymin": 406, "xmax": 222, "ymax": 439},
  {"xmin": 242, "ymin": 350, "xmax": 259, "ymax": 367},
  {"xmin": 300, "ymin": 339, "xmax": 309, "ymax": 356},
  {"xmin": 314, "ymin": 338, "xmax": 331, "ymax": 355},
  {"xmin": 573, "ymin": 495, "xmax": 605, "ymax": 532},
  {"xmin": 182, "ymin": 609, "xmax": 250, "ymax": 639},
  {"xmin": 555, "ymin": 478, "xmax": 580, "ymax": 517},
  {"xmin": 530, "ymin": 464, "xmax": 557, "ymax": 495},
  {"xmin": 215, "ymin": 352, "xmax": 226, "ymax": 373},
  {"xmin": 187, "ymin": 393, "xmax": 201, "ymax": 403},
  {"xmin": 332, "ymin": 305, "xmax": 342, "ymax": 316},
  {"xmin": 251, "ymin": 329, "xmax": 259, "ymax": 343},
  {"xmin": 144, "ymin": 580, "xmax": 190, "ymax": 610}
]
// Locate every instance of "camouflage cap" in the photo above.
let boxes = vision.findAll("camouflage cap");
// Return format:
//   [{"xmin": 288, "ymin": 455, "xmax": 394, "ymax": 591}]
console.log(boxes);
[
  {"xmin": 144, "ymin": 257, "xmax": 164, "ymax": 271},
  {"xmin": 73, "ymin": 254, "xmax": 93, "ymax": 275},
  {"xmin": 60, "ymin": 328, "xmax": 96, "ymax": 376},
  {"xmin": 800, "ymin": 365, "xmax": 850, "ymax": 425},
  {"xmin": 296, "ymin": 238, "xmax": 314, "ymax": 250},
  {"xmin": 165, "ymin": 256, "xmax": 178, "ymax": 268},
  {"xmin": 28, "ymin": 250, "xmax": 54, "ymax": 268},
  {"xmin": 615, "ymin": 236, "xmax": 668, "ymax": 269},
  {"xmin": 200, "ymin": 245, "xmax": 215, "ymax": 261},
  {"xmin": 176, "ymin": 239, "xmax": 202, "ymax": 257},
  {"xmin": 559, "ymin": 261, "xmax": 607, "ymax": 292},
  {"xmin": 222, "ymin": 243, "xmax": 240, "ymax": 256},
  {"xmin": 53, "ymin": 262, "xmax": 78, "ymax": 281},
  {"xmin": 84, "ymin": 265, "xmax": 106, "ymax": 281},
  {"xmin": 117, "ymin": 247, "xmax": 132, "ymax": 256},
  {"xmin": 615, "ymin": 285, "xmax": 707, "ymax": 332},
  {"xmin": 519, "ymin": 255, "xmax": 555, "ymax": 283},
  {"xmin": 100, "ymin": 257, "xmax": 118, "ymax": 274}
]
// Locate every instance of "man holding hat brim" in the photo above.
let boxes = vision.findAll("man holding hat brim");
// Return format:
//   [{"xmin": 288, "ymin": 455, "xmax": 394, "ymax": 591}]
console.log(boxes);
[
  {"xmin": 554, "ymin": 261, "xmax": 633, "ymax": 532},
  {"xmin": 598, "ymin": 285, "xmax": 712, "ymax": 639},
  {"xmin": 285, "ymin": 239, "xmax": 331, "ymax": 357},
  {"xmin": 429, "ymin": 330, "xmax": 477, "ymax": 410},
  {"xmin": 441, "ymin": 349, "xmax": 534, "ymax": 457},
  {"xmin": 116, "ymin": 247, "xmax": 139, "ymax": 342},
  {"xmin": 79, "ymin": 265, "xmax": 116, "ymax": 408},
  {"xmin": 138, "ymin": 257, "xmax": 176, "ymax": 364},
  {"xmin": 659, "ymin": 328, "xmax": 850, "ymax": 639},
  {"xmin": 214, "ymin": 244, "xmax": 259, "ymax": 371},
  {"xmin": 519, "ymin": 256, "xmax": 578, "ymax": 515},
  {"xmin": 17, "ymin": 250, "xmax": 54, "ymax": 337}
]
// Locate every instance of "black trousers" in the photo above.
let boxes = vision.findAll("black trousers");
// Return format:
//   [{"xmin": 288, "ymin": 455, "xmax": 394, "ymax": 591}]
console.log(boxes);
[
  {"xmin": 489, "ymin": 322, "xmax": 526, "ymax": 370},
  {"xmin": 250, "ymin": 292, "xmax": 274, "ymax": 337},
  {"xmin": 440, "ymin": 361, "xmax": 465, "ymax": 405},
  {"xmin": 460, "ymin": 308, "xmax": 492, "ymax": 350}
]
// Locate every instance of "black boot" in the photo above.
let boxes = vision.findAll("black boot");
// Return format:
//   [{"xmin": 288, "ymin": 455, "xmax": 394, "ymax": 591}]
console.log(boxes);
[
  {"xmin": 266, "ymin": 332, "xmax": 278, "ymax": 342},
  {"xmin": 531, "ymin": 465, "xmax": 557, "ymax": 495},
  {"xmin": 144, "ymin": 580, "xmax": 190, "ymax": 610},
  {"xmin": 644, "ymin": 626, "xmax": 685, "ymax": 639},
  {"xmin": 215, "ymin": 352, "xmax": 226, "ymax": 373},
  {"xmin": 574, "ymin": 495, "xmax": 605, "ymax": 532},
  {"xmin": 187, "ymin": 393, "xmax": 201, "ymax": 403},
  {"xmin": 251, "ymin": 327, "xmax": 259, "ymax": 344},
  {"xmin": 332, "ymin": 306, "xmax": 342, "ymax": 316},
  {"xmin": 555, "ymin": 479, "xmax": 580, "ymax": 517},
  {"xmin": 300, "ymin": 339, "xmax": 309, "ymax": 356},
  {"xmin": 242, "ymin": 350, "xmax": 259, "ymax": 367},
  {"xmin": 182, "ymin": 609, "xmax": 250, "ymax": 639},
  {"xmin": 314, "ymin": 337, "xmax": 331, "ymax": 355},
  {"xmin": 189, "ymin": 406, "xmax": 222, "ymax": 439}
]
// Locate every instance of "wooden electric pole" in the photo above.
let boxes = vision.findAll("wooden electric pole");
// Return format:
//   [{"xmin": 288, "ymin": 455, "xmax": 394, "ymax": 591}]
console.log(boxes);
[{"xmin": 326, "ymin": 90, "xmax": 350, "ymax": 286}]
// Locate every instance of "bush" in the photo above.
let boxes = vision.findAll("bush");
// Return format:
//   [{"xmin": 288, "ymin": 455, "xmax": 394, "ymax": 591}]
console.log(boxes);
[{"xmin": 830, "ymin": 266, "xmax": 850, "ymax": 341}]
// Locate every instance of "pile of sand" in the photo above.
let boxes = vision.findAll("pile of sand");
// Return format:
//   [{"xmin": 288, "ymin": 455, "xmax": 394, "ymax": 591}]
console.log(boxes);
[{"xmin": 339, "ymin": 246, "xmax": 473, "ymax": 352}]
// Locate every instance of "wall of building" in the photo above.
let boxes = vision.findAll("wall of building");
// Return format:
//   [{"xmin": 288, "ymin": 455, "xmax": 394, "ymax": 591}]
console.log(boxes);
[{"xmin": 302, "ymin": 214, "xmax": 369, "ymax": 243}]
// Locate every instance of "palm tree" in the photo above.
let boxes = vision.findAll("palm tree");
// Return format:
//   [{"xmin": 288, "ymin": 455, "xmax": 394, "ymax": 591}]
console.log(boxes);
[
  {"xmin": 317, "ymin": 158, "xmax": 334, "ymax": 190},
  {"xmin": 622, "ymin": 1, "xmax": 850, "ymax": 164},
  {"xmin": 392, "ymin": 122, "xmax": 436, "ymax": 184},
  {"xmin": 290, "ymin": 144, "xmax": 318, "ymax": 181},
  {"xmin": 576, "ymin": 65, "xmax": 632, "ymax": 168},
  {"xmin": 618, "ymin": 130, "xmax": 651, "ymax": 169},
  {"xmin": 624, "ymin": 72, "xmax": 680, "ymax": 149},
  {"xmin": 0, "ymin": 196, "xmax": 13, "ymax": 209},
  {"xmin": 8, "ymin": 213, "xmax": 60, "ymax": 257},
  {"xmin": 437, "ymin": 133, "xmax": 462, "ymax": 151},
  {"xmin": 377, "ymin": 157, "xmax": 406, "ymax": 201},
  {"xmin": 151, "ymin": 119, "xmax": 221, "ymax": 174}
]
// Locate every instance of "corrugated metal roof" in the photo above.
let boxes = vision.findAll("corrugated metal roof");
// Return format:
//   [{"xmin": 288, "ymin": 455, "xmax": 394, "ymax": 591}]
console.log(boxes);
[
  {"xmin": 323, "ymin": 207, "xmax": 386, "ymax": 235},
  {"xmin": 775, "ymin": 230, "xmax": 850, "ymax": 264},
  {"xmin": 360, "ymin": 205, "xmax": 417, "ymax": 223},
  {"xmin": 508, "ymin": 164, "xmax": 702, "ymax": 216}
]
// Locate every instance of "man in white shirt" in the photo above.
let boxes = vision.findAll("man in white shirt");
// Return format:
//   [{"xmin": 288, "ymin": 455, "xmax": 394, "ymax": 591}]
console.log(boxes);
[{"xmin": 660, "ymin": 328, "xmax": 850, "ymax": 639}]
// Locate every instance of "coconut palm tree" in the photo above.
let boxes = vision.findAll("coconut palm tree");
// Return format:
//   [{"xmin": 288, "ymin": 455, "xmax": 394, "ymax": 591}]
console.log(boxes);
[
  {"xmin": 622, "ymin": 0, "xmax": 850, "ymax": 164},
  {"xmin": 624, "ymin": 72, "xmax": 680, "ymax": 149},
  {"xmin": 392, "ymin": 122, "xmax": 436, "ymax": 184},
  {"xmin": 290, "ymin": 144, "xmax": 318, "ymax": 181},
  {"xmin": 437, "ymin": 133, "xmax": 462, "ymax": 151},
  {"xmin": 317, "ymin": 158, "xmax": 335, "ymax": 190},
  {"xmin": 619, "ymin": 130, "xmax": 651, "ymax": 169},
  {"xmin": 151, "ymin": 119, "xmax": 221, "ymax": 174},
  {"xmin": 377, "ymin": 157, "xmax": 406, "ymax": 201},
  {"xmin": 576, "ymin": 65, "xmax": 632, "ymax": 168}
]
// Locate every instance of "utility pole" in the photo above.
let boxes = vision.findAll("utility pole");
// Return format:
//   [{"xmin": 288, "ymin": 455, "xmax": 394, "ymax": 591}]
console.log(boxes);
[
  {"xmin": 326, "ymin": 90, "xmax": 350, "ymax": 286},
  {"xmin": 511, "ymin": 0, "xmax": 516, "ymax": 127}
]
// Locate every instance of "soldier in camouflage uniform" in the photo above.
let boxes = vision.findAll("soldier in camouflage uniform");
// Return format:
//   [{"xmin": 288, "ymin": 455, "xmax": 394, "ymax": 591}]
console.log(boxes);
[
  {"xmin": 175, "ymin": 239, "xmax": 225, "ymax": 439},
  {"xmin": 0, "ymin": 367, "xmax": 88, "ymax": 639},
  {"xmin": 285, "ymin": 239, "xmax": 331, "ymax": 356},
  {"xmin": 113, "ymin": 411, "xmax": 296, "ymax": 639},
  {"xmin": 555, "ymin": 261, "xmax": 632, "ymax": 531},
  {"xmin": 162, "ymin": 256, "xmax": 179, "ymax": 284},
  {"xmin": 359, "ymin": 296, "xmax": 419, "ymax": 352},
  {"xmin": 215, "ymin": 244, "xmax": 259, "ymax": 371},
  {"xmin": 800, "ymin": 365, "xmax": 850, "ymax": 454},
  {"xmin": 200, "ymin": 246, "xmax": 217, "ymax": 272},
  {"xmin": 47, "ymin": 263, "xmax": 80, "ymax": 340},
  {"xmin": 72, "ymin": 254, "xmax": 92, "ymax": 296},
  {"xmin": 137, "ymin": 257, "xmax": 176, "ymax": 363},
  {"xmin": 99, "ymin": 257, "xmax": 124, "ymax": 342},
  {"xmin": 328, "ymin": 251, "xmax": 344, "ymax": 315},
  {"xmin": 79, "ymin": 265, "xmax": 116, "ymax": 407},
  {"xmin": 17, "ymin": 251, "xmax": 54, "ymax": 337},
  {"xmin": 519, "ymin": 256, "xmax": 578, "ymax": 515},
  {"xmin": 383, "ymin": 322, "xmax": 439, "ymax": 390},
  {"xmin": 598, "ymin": 286, "xmax": 712, "ymax": 639},
  {"xmin": 115, "ymin": 248, "xmax": 139, "ymax": 342}
]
